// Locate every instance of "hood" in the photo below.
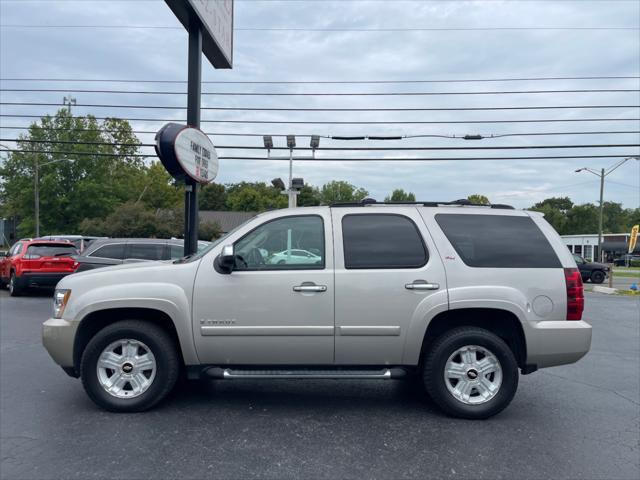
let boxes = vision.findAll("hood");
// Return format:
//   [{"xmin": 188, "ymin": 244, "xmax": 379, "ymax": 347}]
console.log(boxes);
[{"xmin": 58, "ymin": 258, "xmax": 200, "ymax": 292}]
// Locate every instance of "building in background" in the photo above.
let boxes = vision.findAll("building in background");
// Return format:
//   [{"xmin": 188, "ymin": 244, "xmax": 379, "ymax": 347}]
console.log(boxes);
[
  {"xmin": 561, "ymin": 232, "xmax": 639, "ymax": 262},
  {"xmin": 199, "ymin": 211, "xmax": 257, "ymax": 235}
]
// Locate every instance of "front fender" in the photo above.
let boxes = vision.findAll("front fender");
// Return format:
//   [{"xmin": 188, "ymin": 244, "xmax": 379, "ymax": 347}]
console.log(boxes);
[{"xmin": 69, "ymin": 282, "xmax": 199, "ymax": 365}]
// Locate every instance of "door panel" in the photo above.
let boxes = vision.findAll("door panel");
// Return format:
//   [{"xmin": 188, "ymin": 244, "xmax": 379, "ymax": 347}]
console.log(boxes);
[
  {"xmin": 332, "ymin": 208, "xmax": 448, "ymax": 365},
  {"xmin": 192, "ymin": 210, "xmax": 335, "ymax": 365}
]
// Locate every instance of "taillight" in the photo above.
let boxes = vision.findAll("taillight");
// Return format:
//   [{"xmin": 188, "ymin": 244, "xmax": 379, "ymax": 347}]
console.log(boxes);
[
  {"xmin": 72, "ymin": 261, "xmax": 79, "ymax": 270},
  {"xmin": 564, "ymin": 268, "xmax": 584, "ymax": 320}
]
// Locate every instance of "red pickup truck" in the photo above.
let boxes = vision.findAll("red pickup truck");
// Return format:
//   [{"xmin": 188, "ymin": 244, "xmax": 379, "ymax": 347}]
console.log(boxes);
[{"xmin": 0, "ymin": 239, "xmax": 79, "ymax": 296}]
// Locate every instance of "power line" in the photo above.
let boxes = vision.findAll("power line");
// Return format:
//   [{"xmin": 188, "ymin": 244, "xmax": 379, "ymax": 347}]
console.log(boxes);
[
  {"xmin": 1, "ymin": 24, "xmax": 638, "ymax": 31},
  {"xmin": 2, "ymin": 102, "xmax": 638, "ymax": 112},
  {"xmin": 4, "ymin": 138, "xmax": 638, "ymax": 151},
  {"xmin": 3, "ymin": 88, "xmax": 638, "ymax": 96},
  {"xmin": 3, "ymin": 114, "xmax": 639, "ymax": 124},
  {"xmin": 3, "ymin": 149, "xmax": 636, "ymax": 162},
  {"xmin": 1, "ymin": 125, "xmax": 638, "ymax": 139},
  {"xmin": 1, "ymin": 75, "xmax": 638, "ymax": 84}
]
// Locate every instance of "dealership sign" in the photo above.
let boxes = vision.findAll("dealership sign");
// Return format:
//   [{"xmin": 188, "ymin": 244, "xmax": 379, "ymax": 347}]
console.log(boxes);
[
  {"xmin": 165, "ymin": 0, "xmax": 233, "ymax": 68},
  {"xmin": 155, "ymin": 123, "xmax": 218, "ymax": 184}
]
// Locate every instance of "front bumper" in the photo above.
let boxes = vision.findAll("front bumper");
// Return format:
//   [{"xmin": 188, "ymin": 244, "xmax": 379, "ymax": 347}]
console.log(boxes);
[
  {"xmin": 17, "ymin": 272, "xmax": 71, "ymax": 289},
  {"xmin": 42, "ymin": 317, "xmax": 78, "ymax": 370},
  {"xmin": 526, "ymin": 320, "xmax": 592, "ymax": 368}
]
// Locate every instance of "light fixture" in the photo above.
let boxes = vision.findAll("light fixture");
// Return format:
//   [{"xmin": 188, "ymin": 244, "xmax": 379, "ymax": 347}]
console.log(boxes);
[
  {"xmin": 271, "ymin": 178, "xmax": 285, "ymax": 190},
  {"xmin": 310, "ymin": 135, "xmax": 320, "ymax": 149},
  {"xmin": 263, "ymin": 135, "xmax": 273, "ymax": 149},
  {"xmin": 286, "ymin": 135, "xmax": 296, "ymax": 149},
  {"xmin": 291, "ymin": 178, "xmax": 304, "ymax": 190}
]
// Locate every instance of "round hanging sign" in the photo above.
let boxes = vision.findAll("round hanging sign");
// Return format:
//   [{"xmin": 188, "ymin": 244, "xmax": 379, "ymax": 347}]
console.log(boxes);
[{"xmin": 155, "ymin": 123, "xmax": 218, "ymax": 184}]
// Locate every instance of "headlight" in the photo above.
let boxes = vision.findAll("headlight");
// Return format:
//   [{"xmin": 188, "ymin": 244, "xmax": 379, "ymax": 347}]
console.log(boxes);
[{"xmin": 53, "ymin": 289, "xmax": 71, "ymax": 319}]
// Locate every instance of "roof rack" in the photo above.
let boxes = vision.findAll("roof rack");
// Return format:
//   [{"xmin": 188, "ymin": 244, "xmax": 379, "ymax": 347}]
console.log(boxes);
[{"xmin": 330, "ymin": 198, "xmax": 515, "ymax": 209}]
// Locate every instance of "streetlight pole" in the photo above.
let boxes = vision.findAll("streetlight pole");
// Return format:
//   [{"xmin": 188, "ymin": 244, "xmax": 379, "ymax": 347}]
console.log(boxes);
[{"xmin": 576, "ymin": 156, "xmax": 640, "ymax": 262}]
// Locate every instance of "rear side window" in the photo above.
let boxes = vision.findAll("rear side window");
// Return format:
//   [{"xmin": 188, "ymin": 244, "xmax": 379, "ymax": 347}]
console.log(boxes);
[
  {"xmin": 26, "ymin": 244, "xmax": 76, "ymax": 258},
  {"xmin": 342, "ymin": 214, "xmax": 428, "ymax": 269},
  {"xmin": 435, "ymin": 214, "xmax": 561, "ymax": 268},
  {"xmin": 127, "ymin": 243, "xmax": 166, "ymax": 261},
  {"xmin": 89, "ymin": 244, "xmax": 125, "ymax": 260}
]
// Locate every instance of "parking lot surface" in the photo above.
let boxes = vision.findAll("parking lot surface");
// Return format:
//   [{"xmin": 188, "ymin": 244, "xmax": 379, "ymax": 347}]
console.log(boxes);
[{"xmin": 1, "ymin": 290, "xmax": 638, "ymax": 479}]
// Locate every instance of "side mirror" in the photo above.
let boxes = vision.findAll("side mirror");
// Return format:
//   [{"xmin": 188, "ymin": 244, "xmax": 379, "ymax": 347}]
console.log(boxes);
[{"xmin": 215, "ymin": 244, "xmax": 235, "ymax": 274}]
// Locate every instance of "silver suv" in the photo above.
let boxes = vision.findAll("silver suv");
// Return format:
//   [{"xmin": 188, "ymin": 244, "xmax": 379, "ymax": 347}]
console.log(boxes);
[{"xmin": 42, "ymin": 201, "xmax": 592, "ymax": 419}]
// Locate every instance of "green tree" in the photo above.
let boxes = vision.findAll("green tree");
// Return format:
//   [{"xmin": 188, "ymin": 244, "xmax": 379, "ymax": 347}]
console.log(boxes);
[
  {"xmin": 319, "ymin": 180, "xmax": 369, "ymax": 205},
  {"xmin": 198, "ymin": 221, "xmax": 223, "ymax": 241},
  {"xmin": 565, "ymin": 203, "xmax": 599, "ymax": 234},
  {"xmin": 467, "ymin": 194, "xmax": 490, "ymax": 205},
  {"xmin": 385, "ymin": 189, "xmax": 416, "ymax": 202},
  {"xmin": 226, "ymin": 182, "xmax": 287, "ymax": 211},
  {"xmin": 135, "ymin": 161, "xmax": 182, "ymax": 210},
  {"xmin": 602, "ymin": 201, "xmax": 627, "ymax": 233},
  {"xmin": 79, "ymin": 202, "xmax": 175, "ymax": 238},
  {"xmin": 529, "ymin": 197, "xmax": 574, "ymax": 234},
  {"xmin": 0, "ymin": 109, "xmax": 144, "ymax": 236},
  {"xmin": 199, "ymin": 182, "xmax": 227, "ymax": 210},
  {"xmin": 297, "ymin": 184, "xmax": 321, "ymax": 206}
]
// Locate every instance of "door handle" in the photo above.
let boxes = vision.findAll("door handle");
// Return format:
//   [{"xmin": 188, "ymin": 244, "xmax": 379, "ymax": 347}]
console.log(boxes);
[
  {"xmin": 405, "ymin": 281, "xmax": 440, "ymax": 291},
  {"xmin": 293, "ymin": 284, "xmax": 327, "ymax": 293}
]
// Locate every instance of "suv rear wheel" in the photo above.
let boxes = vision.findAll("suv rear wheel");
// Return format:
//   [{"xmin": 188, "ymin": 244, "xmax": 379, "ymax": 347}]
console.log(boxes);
[
  {"xmin": 8, "ymin": 272, "xmax": 21, "ymax": 297},
  {"xmin": 422, "ymin": 327, "xmax": 519, "ymax": 419},
  {"xmin": 80, "ymin": 320, "xmax": 180, "ymax": 412}
]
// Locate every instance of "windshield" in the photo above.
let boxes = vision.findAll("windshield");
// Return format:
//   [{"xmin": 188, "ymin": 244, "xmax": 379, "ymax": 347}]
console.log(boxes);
[{"xmin": 173, "ymin": 216, "xmax": 259, "ymax": 264}]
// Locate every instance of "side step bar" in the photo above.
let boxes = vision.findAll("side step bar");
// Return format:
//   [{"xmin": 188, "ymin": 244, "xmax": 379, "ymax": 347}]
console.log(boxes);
[{"xmin": 203, "ymin": 367, "xmax": 407, "ymax": 380}]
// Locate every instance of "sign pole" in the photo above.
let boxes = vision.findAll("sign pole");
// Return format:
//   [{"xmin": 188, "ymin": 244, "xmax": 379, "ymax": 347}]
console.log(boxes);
[{"xmin": 185, "ymin": 14, "xmax": 202, "ymax": 256}]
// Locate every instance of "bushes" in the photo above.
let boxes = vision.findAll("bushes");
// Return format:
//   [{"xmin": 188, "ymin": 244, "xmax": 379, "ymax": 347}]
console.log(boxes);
[{"xmin": 79, "ymin": 202, "xmax": 221, "ymax": 241}]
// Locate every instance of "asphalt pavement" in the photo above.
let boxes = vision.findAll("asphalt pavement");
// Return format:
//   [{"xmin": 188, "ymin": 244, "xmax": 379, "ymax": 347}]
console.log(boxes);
[{"xmin": 1, "ymin": 289, "xmax": 638, "ymax": 479}]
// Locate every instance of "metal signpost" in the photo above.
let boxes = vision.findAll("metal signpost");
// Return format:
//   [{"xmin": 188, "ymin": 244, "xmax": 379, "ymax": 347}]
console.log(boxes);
[{"xmin": 163, "ymin": 0, "xmax": 233, "ymax": 255}]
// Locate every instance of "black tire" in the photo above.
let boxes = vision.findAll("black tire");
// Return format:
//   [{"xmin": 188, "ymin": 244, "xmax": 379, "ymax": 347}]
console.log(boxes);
[
  {"xmin": 8, "ymin": 272, "xmax": 22, "ymax": 297},
  {"xmin": 0, "ymin": 277, "xmax": 6, "ymax": 289},
  {"xmin": 422, "ymin": 327, "xmax": 519, "ymax": 419},
  {"xmin": 80, "ymin": 320, "xmax": 180, "ymax": 412},
  {"xmin": 590, "ymin": 270, "xmax": 605, "ymax": 284}
]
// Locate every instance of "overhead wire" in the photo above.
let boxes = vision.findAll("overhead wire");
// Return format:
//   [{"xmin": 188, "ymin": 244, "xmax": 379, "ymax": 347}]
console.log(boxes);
[
  {"xmin": 2, "ymin": 114, "xmax": 639, "ymax": 124},
  {"xmin": 2, "ymin": 138, "xmax": 639, "ymax": 151},
  {"xmin": 2, "ymin": 88, "xmax": 639, "ymax": 96},
  {"xmin": 1, "ymin": 75, "xmax": 638, "ymax": 84},
  {"xmin": 2, "ymin": 102, "xmax": 638, "ymax": 112},
  {"xmin": 1, "ymin": 125, "xmax": 638, "ymax": 139}
]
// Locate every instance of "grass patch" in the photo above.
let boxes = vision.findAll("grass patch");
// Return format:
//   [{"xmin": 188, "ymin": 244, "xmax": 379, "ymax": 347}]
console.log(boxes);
[{"xmin": 611, "ymin": 271, "xmax": 640, "ymax": 279}]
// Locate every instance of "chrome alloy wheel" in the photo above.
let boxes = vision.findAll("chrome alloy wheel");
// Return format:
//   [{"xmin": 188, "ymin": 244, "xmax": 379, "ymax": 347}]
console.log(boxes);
[
  {"xmin": 96, "ymin": 339, "xmax": 157, "ymax": 399},
  {"xmin": 444, "ymin": 345, "xmax": 503, "ymax": 405}
]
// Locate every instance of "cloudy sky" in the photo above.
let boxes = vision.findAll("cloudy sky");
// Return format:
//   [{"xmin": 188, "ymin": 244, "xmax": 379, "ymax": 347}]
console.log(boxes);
[{"xmin": 1, "ymin": 0, "xmax": 639, "ymax": 208}]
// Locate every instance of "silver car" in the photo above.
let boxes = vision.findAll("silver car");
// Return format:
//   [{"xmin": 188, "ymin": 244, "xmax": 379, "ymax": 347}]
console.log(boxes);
[{"xmin": 43, "ymin": 201, "xmax": 592, "ymax": 419}]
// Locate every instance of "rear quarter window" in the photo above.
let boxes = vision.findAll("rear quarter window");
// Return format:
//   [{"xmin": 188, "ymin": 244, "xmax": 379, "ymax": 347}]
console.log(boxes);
[{"xmin": 435, "ymin": 214, "xmax": 561, "ymax": 268}]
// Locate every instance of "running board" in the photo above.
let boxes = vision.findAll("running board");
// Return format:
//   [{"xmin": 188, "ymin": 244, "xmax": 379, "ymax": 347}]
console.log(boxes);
[{"xmin": 203, "ymin": 367, "xmax": 407, "ymax": 380}]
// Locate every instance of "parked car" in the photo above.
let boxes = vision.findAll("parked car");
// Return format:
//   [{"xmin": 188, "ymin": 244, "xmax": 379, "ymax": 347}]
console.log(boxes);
[
  {"xmin": 36, "ymin": 235, "xmax": 104, "ymax": 253},
  {"xmin": 1, "ymin": 239, "xmax": 78, "ymax": 296},
  {"xmin": 42, "ymin": 201, "xmax": 591, "ymax": 419},
  {"xmin": 613, "ymin": 254, "xmax": 640, "ymax": 267},
  {"xmin": 268, "ymin": 248, "xmax": 322, "ymax": 265},
  {"xmin": 74, "ymin": 238, "xmax": 210, "ymax": 272},
  {"xmin": 572, "ymin": 254, "xmax": 609, "ymax": 284}
]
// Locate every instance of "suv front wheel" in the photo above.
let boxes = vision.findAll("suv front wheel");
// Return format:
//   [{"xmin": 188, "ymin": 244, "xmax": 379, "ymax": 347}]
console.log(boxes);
[
  {"xmin": 80, "ymin": 320, "xmax": 180, "ymax": 412},
  {"xmin": 422, "ymin": 327, "xmax": 519, "ymax": 419}
]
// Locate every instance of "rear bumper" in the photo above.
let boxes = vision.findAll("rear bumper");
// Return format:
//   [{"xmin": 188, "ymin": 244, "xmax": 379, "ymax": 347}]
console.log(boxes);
[
  {"xmin": 42, "ymin": 317, "xmax": 77, "ymax": 369},
  {"xmin": 526, "ymin": 320, "xmax": 592, "ymax": 368},
  {"xmin": 16, "ymin": 272, "xmax": 71, "ymax": 289}
]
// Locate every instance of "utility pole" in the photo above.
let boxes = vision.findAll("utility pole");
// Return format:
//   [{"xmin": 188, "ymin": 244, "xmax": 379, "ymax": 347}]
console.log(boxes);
[
  {"xmin": 35, "ymin": 160, "xmax": 40, "ymax": 237},
  {"xmin": 184, "ymin": 13, "xmax": 202, "ymax": 256},
  {"xmin": 597, "ymin": 168, "xmax": 604, "ymax": 264},
  {"xmin": 576, "ymin": 156, "xmax": 640, "ymax": 262}
]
